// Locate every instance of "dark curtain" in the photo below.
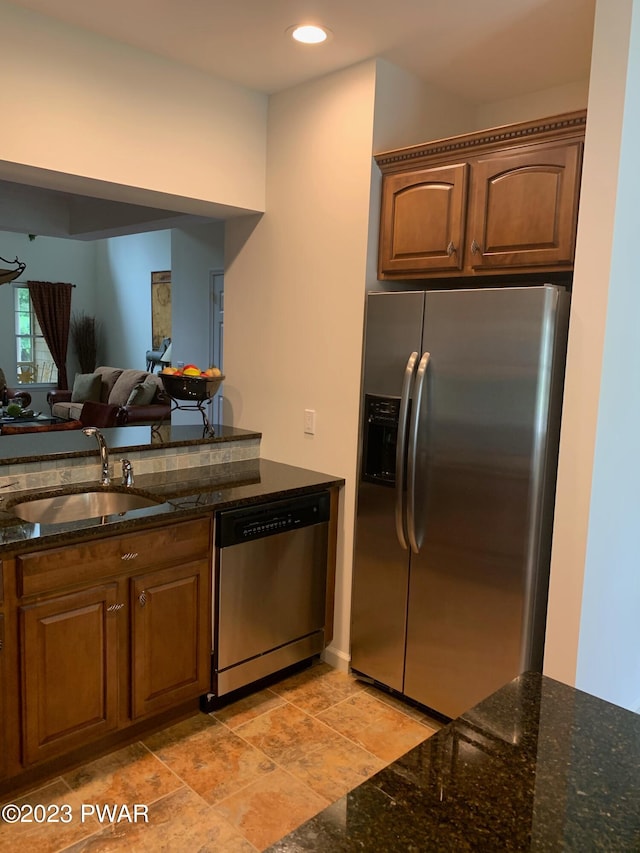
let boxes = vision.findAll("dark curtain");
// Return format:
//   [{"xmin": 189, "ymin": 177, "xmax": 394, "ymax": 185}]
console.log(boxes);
[{"xmin": 27, "ymin": 281, "xmax": 73, "ymax": 390}]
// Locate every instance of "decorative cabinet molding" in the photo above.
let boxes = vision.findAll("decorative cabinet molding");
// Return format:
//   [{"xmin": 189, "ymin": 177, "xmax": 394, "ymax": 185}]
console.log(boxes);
[{"xmin": 376, "ymin": 110, "xmax": 586, "ymax": 280}]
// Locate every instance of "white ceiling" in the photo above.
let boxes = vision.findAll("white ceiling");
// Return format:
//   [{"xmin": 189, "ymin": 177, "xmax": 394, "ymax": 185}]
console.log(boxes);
[
  {"xmin": 2, "ymin": 0, "xmax": 595, "ymax": 240},
  {"xmin": 8, "ymin": 0, "xmax": 595, "ymax": 99}
]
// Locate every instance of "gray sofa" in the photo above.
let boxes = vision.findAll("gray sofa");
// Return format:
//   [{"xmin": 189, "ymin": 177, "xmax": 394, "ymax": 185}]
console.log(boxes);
[{"xmin": 47, "ymin": 366, "xmax": 171, "ymax": 425}]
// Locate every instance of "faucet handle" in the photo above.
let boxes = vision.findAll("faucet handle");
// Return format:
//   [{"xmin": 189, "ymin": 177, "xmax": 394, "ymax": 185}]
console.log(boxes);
[{"xmin": 121, "ymin": 458, "xmax": 134, "ymax": 487}]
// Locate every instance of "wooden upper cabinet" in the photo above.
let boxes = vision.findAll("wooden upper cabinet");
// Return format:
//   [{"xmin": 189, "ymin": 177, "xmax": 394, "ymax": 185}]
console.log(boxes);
[
  {"xmin": 376, "ymin": 110, "xmax": 586, "ymax": 280},
  {"xmin": 466, "ymin": 141, "xmax": 582, "ymax": 270},
  {"xmin": 379, "ymin": 163, "xmax": 468, "ymax": 275}
]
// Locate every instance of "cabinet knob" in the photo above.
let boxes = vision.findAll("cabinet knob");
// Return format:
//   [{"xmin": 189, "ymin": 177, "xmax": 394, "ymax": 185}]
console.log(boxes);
[
  {"xmin": 139, "ymin": 591, "xmax": 147, "ymax": 608},
  {"xmin": 107, "ymin": 603, "xmax": 125, "ymax": 612},
  {"xmin": 446, "ymin": 241, "xmax": 456, "ymax": 257},
  {"xmin": 471, "ymin": 239, "xmax": 482, "ymax": 255}
]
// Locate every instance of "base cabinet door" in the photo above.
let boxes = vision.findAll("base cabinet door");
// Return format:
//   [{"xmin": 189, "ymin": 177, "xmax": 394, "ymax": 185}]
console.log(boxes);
[
  {"xmin": 131, "ymin": 559, "xmax": 211, "ymax": 719},
  {"xmin": 20, "ymin": 583, "xmax": 120, "ymax": 766}
]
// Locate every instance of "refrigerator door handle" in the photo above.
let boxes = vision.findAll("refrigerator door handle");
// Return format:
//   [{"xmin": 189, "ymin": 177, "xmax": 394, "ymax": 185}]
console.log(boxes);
[
  {"xmin": 395, "ymin": 351, "xmax": 419, "ymax": 550},
  {"xmin": 407, "ymin": 351, "xmax": 430, "ymax": 554}
]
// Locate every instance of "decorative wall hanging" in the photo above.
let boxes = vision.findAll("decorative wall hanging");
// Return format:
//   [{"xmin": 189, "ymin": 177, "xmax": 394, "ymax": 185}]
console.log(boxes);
[{"xmin": 0, "ymin": 255, "xmax": 26, "ymax": 285}]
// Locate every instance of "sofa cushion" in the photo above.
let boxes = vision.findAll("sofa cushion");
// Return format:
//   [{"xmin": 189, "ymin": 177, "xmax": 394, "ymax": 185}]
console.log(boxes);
[
  {"xmin": 52, "ymin": 401, "xmax": 84, "ymax": 421},
  {"xmin": 108, "ymin": 369, "xmax": 150, "ymax": 407},
  {"xmin": 71, "ymin": 372, "xmax": 102, "ymax": 403},
  {"xmin": 126, "ymin": 377, "xmax": 159, "ymax": 406},
  {"xmin": 95, "ymin": 367, "xmax": 124, "ymax": 403}
]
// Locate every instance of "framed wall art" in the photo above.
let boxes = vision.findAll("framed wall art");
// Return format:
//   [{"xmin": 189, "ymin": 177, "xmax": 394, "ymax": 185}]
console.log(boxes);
[{"xmin": 151, "ymin": 270, "xmax": 171, "ymax": 349}]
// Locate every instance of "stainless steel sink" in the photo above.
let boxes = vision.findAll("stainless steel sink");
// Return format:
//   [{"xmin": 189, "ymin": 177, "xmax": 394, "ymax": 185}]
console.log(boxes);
[{"xmin": 9, "ymin": 490, "xmax": 163, "ymax": 524}]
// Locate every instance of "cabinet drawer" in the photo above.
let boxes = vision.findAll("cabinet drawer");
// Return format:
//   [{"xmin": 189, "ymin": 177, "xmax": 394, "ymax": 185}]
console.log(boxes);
[{"xmin": 17, "ymin": 517, "xmax": 212, "ymax": 598}]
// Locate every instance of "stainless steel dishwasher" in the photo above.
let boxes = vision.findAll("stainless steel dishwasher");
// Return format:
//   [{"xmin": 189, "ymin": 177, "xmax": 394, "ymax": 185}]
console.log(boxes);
[{"xmin": 211, "ymin": 490, "xmax": 330, "ymax": 699}]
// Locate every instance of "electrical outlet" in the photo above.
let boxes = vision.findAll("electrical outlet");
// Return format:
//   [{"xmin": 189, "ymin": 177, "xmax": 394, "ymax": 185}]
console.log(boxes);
[{"xmin": 304, "ymin": 408, "xmax": 316, "ymax": 435}]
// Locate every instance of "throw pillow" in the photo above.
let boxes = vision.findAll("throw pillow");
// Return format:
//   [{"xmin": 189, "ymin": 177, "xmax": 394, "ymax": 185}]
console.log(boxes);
[
  {"xmin": 126, "ymin": 378, "xmax": 158, "ymax": 407},
  {"xmin": 95, "ymin": 367, "xmax": 124, "ymax": 402},
  {"xmin": 71, "ymin": 372, "xmax": 102, "ymax": 403},
  {"xmin": 108, "ymin": 369, "xmax": 149, "ymax": 407}
]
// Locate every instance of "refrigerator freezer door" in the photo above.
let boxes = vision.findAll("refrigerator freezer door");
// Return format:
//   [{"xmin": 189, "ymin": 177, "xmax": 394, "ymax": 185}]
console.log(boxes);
[
  {"xmin": 351, "ymin": 291, "xmax": 425, "ymax": 691},
  {"xmin": 361, "ymin": 291, "xmax": 425, "ymax": 397},
  {"xmin": 403, "ymin": 286, "xmax": 566, "ymax": 717}
]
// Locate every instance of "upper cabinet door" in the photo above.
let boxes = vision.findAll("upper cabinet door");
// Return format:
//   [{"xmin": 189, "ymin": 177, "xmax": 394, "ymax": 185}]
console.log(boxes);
[
  {"xmin": 379, "ymin": 163, "xmax": 468, "ymax": 276},
  {"xmin": 466, "ymin": 141, "xmax": 583, "ymax": 270}
]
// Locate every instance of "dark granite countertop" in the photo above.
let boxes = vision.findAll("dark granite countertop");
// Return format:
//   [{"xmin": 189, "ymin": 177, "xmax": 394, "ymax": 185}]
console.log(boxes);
[
  {"xmin": 0, "ymin": 458, "xmax": 343, "ymax": 554},
  {"xmin": 268, "ymin": 672, "xmax": 640, "ymax": 851},
  {"xmin": 0, "ymin": 422, "xmax": 260, "ymax": 464}
]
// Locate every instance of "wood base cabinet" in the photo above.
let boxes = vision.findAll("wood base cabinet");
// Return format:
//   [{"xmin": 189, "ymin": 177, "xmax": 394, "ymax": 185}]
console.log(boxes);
[
  {"xmin": 0, "ymin": 607, "xmax": 6, "ymax": 780},
  {"xmin": 11, "ymin": 517, "xmax": 212, "ymax": 770},
  {"xmin": 376, "ymin": 110, "xmax": 586, "ymax": 280}
]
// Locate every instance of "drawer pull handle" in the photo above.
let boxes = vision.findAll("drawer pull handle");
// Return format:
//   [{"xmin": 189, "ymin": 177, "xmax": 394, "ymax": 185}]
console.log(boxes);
[
  {"xmin": 139, "ymin": 591, "xmax": 147, "ymax": 608},
  {"xmin": 121, "ymin": 552, "xmax": 139, "ymax": 561},
  {"xmin": 107, "ymin": 603, "xmax": 125, "ymax": 612}
]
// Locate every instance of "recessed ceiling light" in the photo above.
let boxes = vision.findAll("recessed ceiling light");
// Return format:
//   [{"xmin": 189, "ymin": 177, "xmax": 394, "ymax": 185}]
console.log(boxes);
[{"xmin": 289, "ymin": 24, "xmax": 330, "ymax": 45}]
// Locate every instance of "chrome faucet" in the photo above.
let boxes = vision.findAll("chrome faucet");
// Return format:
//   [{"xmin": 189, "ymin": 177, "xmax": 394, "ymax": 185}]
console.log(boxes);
[
  {"xmin": 121, "ymin": 458, "xmax": 134, "ymax": 487},
  {"xmin": 83, "ymin": 427, "xmax": 111, "ymax": 485}
]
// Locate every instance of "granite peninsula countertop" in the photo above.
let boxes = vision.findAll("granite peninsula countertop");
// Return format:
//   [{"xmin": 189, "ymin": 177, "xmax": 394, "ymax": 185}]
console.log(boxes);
[
  {"xmin": 268, "ymin": 672, "xmax": 640, "ymax": 851},
  {"xmin": 0, "ymin": 422, "xmax": 260, "ymax": 464},
  {"xmin": 0, "ymin": 457, "xmax": 343, "ymax": 554}
]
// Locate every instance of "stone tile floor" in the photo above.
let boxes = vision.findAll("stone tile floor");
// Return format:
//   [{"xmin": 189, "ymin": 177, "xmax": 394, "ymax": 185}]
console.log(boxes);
[{"xmin": 0, "ymin": 662, "xmax": 440, "ymax": 852}]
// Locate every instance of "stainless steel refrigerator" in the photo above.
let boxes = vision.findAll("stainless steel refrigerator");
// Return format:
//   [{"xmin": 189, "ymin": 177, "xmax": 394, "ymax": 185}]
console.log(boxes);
[{"xmin": 351, "ymin": 285, "xmax": 569, "ymax": 719}]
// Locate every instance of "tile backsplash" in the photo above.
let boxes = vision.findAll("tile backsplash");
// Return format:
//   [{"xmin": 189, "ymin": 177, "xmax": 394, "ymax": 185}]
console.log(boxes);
[{"xmin": 0, "ymin": 438, "xmax": 260, "ymax": 493}]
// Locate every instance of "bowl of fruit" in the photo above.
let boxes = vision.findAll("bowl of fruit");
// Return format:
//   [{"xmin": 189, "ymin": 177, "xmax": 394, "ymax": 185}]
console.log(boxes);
[{"xmin": 160, "ymin": 364, "xmax": 225, "ymax": 401}]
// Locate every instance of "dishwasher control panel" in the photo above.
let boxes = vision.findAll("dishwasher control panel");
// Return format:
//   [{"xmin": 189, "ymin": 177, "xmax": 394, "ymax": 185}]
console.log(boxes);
[{"xmin": 216, "ymin": 490, "xmax": 330, "ymax": 547}]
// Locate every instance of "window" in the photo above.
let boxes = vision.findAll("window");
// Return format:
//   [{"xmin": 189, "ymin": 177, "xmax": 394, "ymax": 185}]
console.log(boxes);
[{"xmin": 14, "ymin": 287, "xmax": 58, "ymax": 384}]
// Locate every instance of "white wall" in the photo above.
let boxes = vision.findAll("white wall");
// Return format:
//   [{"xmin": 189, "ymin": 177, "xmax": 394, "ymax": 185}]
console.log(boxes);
[
  {"xmin": 372, "ymin": 59, "xmax": 474, "ymax": 153},
  {"xmin": 95, "ymin": 231, "xmax": 171, "ymax": 369},
  {"xmin": 575, "ymin": 0, "xmax": 640, "ymax": 709},
  {"xmin": 544, "ymin": 0, "xmax": 636, "ymax": 706},
  {"xmin": 0, "ymin": 230, "xmax": 97, "ymax": 409},
  {"xmin": 225, "ymin": 61, "xmax": 378, "ymax": 666},
  {"xmin": 0, "ymin": 1, "xmax": 267, "ymax": 216},
  {"xmin": 170, "ymin": 223, "xmax": 225, "ymax": 423},
  {"xmin": 476, "ymin": 79, "xmax": 590, "ymax": 129}
]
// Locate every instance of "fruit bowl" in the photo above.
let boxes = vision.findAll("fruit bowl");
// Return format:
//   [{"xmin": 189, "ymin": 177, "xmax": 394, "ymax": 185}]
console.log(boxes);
[{"xmin": 160, "ymin": 372, "xmax": 225, "ymax": 401}]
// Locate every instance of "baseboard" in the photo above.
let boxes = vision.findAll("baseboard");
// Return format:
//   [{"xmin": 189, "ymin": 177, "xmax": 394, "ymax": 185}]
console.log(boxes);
[{"xmin": 321, "ymin": 645, "xmax": 350, "ymax": 673}]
